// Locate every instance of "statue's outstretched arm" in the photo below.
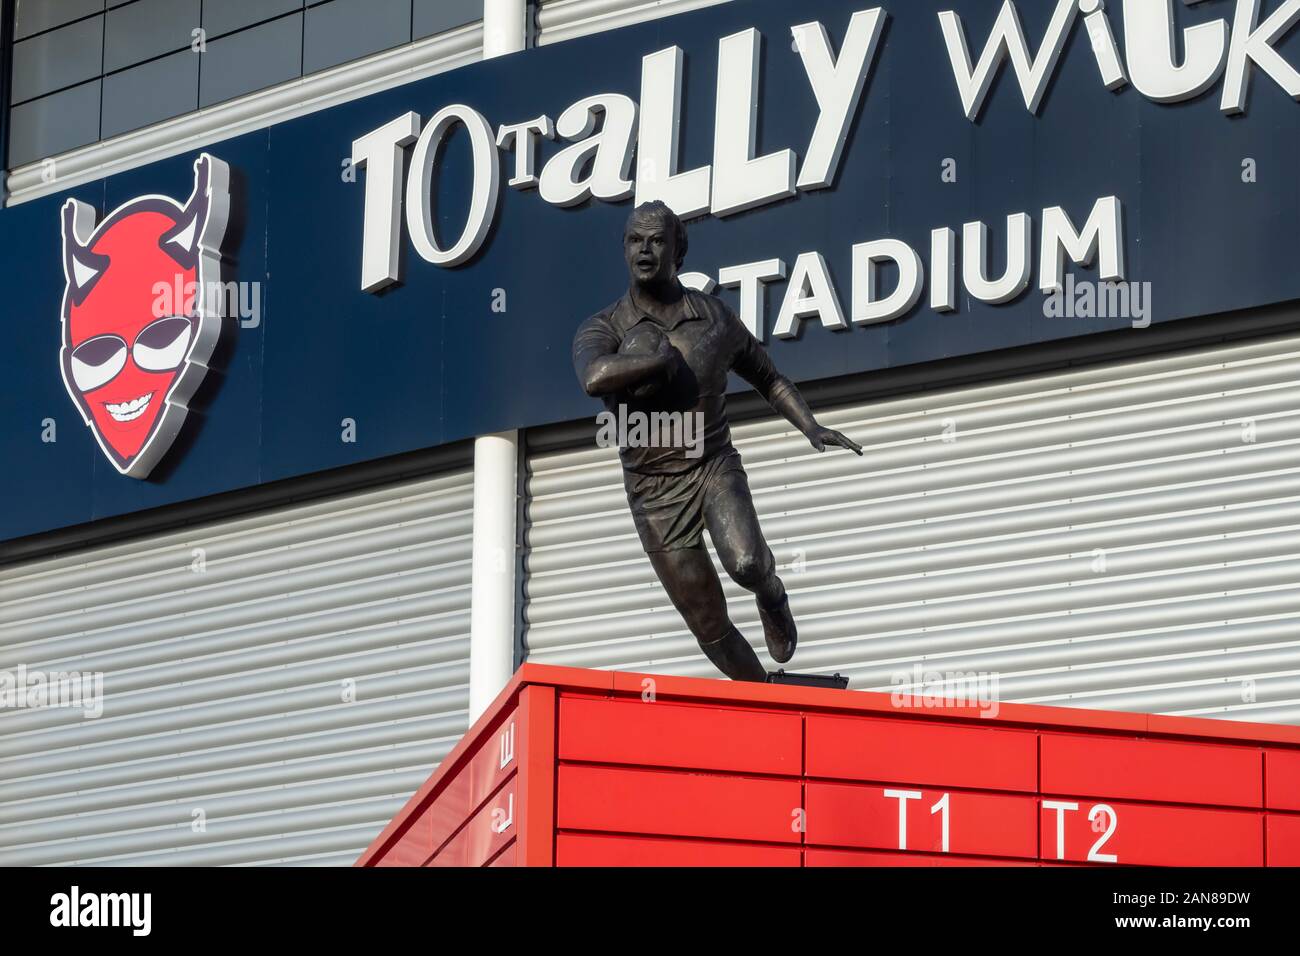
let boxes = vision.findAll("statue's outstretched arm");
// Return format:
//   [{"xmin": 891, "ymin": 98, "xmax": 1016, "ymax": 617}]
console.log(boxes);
[{"xmin": 732, "ymin": 315, "xmax": 863, "ymax": 456}]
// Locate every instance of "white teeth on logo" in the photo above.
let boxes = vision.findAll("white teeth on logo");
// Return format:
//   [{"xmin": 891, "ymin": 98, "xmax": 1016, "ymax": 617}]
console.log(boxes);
[{"xmin": 104, "ymin": 392, "xmax": 154, "ymax": 423}]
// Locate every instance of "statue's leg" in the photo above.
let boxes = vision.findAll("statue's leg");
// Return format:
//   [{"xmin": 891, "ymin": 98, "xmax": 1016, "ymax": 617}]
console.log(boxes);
[
  {"xmin": 647, "ymin": 547, "xmax": 767, "ymax": 682},
  {"xmin": 702, "ymin": 453, "xmax": 798, "ymax": 664}
]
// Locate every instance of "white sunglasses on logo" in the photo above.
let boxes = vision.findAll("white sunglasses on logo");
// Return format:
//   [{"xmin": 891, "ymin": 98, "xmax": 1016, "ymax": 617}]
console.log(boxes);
[{"xmin": 69, "ymin": 316, "xmax": 194, "ymax": 393}]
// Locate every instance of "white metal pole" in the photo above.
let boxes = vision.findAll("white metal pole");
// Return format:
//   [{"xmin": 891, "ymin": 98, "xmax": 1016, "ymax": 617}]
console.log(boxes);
[
  {"xmin": 469, "ymin": 5, "xmax": 526, "ymax": 722},
  {"xmin": 468, "ymin": 430, "xmax": 520, "ymax": 720},
  {"xmin": 483, "ymin": 0, "xmax": 528, "ymax": 58}
]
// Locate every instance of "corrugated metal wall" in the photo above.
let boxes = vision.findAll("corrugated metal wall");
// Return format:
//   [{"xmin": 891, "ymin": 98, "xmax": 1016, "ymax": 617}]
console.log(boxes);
[
  {"xmin": 0, "ymin": 459, "xmax": 474, "ymax": 866},
  {"xmin": 524, "ymin": 327, "xmax": 1300, "ymax": 725},
  {"xmin": 536, "ymin": 0, "xmax": 733, "ymax": 45}
]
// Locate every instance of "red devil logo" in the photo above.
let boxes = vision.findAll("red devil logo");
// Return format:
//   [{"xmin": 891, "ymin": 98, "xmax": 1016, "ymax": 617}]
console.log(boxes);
[{"xmin": 59, "ymin": 153, "xmax": 231, "ymax": 479}]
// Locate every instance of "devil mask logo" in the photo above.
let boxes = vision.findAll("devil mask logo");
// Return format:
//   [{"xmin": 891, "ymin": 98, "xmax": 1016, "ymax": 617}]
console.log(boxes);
[{"xmin": 59, "ymin": 153, "xmax": 231, "ymax": 479}]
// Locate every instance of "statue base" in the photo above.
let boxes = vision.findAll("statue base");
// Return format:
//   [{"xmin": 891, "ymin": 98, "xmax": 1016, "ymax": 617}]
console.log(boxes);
[{"xmin": 766, "ymin": 669, "xmax": 849, "ymax": 690}]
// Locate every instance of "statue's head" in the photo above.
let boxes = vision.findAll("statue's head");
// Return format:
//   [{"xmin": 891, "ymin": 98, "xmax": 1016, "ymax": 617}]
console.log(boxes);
[{"xmin": 623, "ymin": 200, "xmax": 687, "ymax": 288}]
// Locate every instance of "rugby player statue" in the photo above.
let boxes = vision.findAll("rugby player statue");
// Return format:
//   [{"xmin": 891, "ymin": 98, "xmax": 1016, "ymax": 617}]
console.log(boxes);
[{"xmin": 573, "ymin": 201, "xmax": 863, "ymax": 682}]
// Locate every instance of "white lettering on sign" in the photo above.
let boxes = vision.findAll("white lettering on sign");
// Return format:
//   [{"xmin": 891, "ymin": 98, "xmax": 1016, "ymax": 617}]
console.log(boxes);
[
  {"xmin": 1043, "ymin": 799, "xmax": 1080, "ymax": 860},
  {"xmin": 930, "ymin": 792, "xmax": 951, "ymax": 853},
  {"xmin": 351, "ymin": 113, "xmax": 419, "ymax": 293},
  {"xmin": 711, "ymin": 28, "xmax": 797, "ymax": 216},
  {"xmin": 884, "ymin": 788, "xmax": 923, "ymax": 850},
  {"xmin": 491, "ymin": 792, "xmax": 515, "ymax": 834},
  {"xmin": 1044, "ymin": 800, "xmax": 1121, "ymax": 862},
  {"xmin": 499, "ymin": 721, "xmax": 515, "ymax": 770},
  {"xmin": 405, "ymin": 104, "xmax": 500, "ymax": 268},
  {"xmin": 538, "ymin": 94, "xmax": 638, "ymax": 207},
  {"xmin": 883, "ymin": 789, "xmax": 953, "ymax": 853},
  {"xmin": 355, "ymin": 10, "xmax": 885, "ymax": 288},
  {"xmin": 354, "ymin": 2, "xmax": 1299, "ymax": 291},
  {"xmin": 496, "ymin": 115, "xmax": 554, "ymax": 190},
  {"xmin": 773, "ymin": 251, "xmax": 846, "ymax": 338},
  {"xmin": 938, "ymin": 0, "xmax": 1080, "ymax": 122},
  {"xmin": 851, "ymin": 238, "xmax": 925, "ymax": 325},
  {"xmin": 717, "ymin": 258, "xmax": 787, "ymax": 338},
  {"xmin": 1125, "ymin": 0, "xmax": 1228, "ymax": 103},
  {"xmin": 1039, "ymin": 196, "xmax": 1125, "ymax": 293},
  {"xmin": 1088, "ymin": 803, "xmax": 1119, "ymax": 862},
  {"xmin": 707, "ymin": 196, "xmax": 1124, "ymax": 338},
  {"xmin": 792, "ymin": 10, "xmax": 886, "ymax": 191},
  {"xmin": 941, "ymin": 0, "xmax": 1300, "ymax": 117},
  {"xmin": 636, "ymin": 46, "xmax": 712, "ymax": 219}
]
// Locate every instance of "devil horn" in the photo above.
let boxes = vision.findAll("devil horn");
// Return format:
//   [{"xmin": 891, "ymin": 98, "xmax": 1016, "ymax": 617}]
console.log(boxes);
[
  {"xmin": 61, "ymin": 198, "xmax": 106, "ymax": 302},
  {"xmin": 159, "ymin": 156, "xmax": 215, "ymax": 265}
]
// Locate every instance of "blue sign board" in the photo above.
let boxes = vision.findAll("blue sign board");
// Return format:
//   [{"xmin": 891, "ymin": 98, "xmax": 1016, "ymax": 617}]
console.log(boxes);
[{"xmin": 3, "ymin": 0, "xmax": 1299, "ymax": 543}]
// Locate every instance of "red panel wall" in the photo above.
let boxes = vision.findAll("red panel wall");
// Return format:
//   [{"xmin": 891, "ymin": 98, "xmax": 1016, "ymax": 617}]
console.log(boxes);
[
  {"xmin": 806, "ymin": 714, "xmax": 1037, "ymax": 792},
  {"xmin": 1038, "ymin": 799, "xmax": 1262, "ymax": 866},
  {"xmin": 806, "ymin": 781, "xmax": 1037, "ymax": 858},
  {"xmin": 1040, "ymin": 733, "xmax": 1262, "ymax": 807},
  {"xmin": 358, "ymin": 664, "xmax": 1300, "ymax": 867},
  {"xmin": 368, "ymin": 700, "xmax": 523, "ymax": 867}
]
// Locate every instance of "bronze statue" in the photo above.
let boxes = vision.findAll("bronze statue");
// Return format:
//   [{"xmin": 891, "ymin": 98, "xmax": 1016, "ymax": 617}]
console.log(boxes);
[{"xmin": 573, "ymin": 201, "xmax": 862, "ymax": 681}]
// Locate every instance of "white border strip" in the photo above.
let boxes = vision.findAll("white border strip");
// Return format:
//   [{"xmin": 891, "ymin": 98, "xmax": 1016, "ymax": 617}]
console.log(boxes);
[{"xmin": 5, "ymin": 22, "xmax": 484, "ymax": 206}]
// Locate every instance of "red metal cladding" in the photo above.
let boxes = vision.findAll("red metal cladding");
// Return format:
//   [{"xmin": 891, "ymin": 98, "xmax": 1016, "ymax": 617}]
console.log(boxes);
[
  {"xmin": 805, "ymin": 781, "xmax": 1038, "ymax": 859},
  {"xmin": 557, "ymin": 764, "xmax": 803, "ymax": 844},
  {"xmin": 806, "ymin": 714, "xmax": 1037, "ymax": 792},
  {"xmin": 806, "ymin": 848, "xmax": 1038, "ymax": 867},
  {"xmin": 1265, "ymin": 750, "xmax": 1300, "ymax": 811},
  {"xmin": 425, "ymin": 827, "xmax": 468, "ymax": 867},
  {"xmin": 1265, "ymin": 814, "xmax": 1300, "ymax": 866},
  {"xmin": 424, "ymin": 707, "xmax": 519, "ymax": 857},
  {"xmin": 516, "ymin": 684, "xmax": 558, "ymax": 867},
  {"xmin": 487, "ymin": 842, "xmax": 518, "ymax": 867},
  {"xmin": 1038, "ymin": 798, "xmax": 1262, "ymax": 866},
  {"xmin": 466, "ymin": 782, "xmax": 519, "ymax": 866},
  {"xmin": 558, "ymin": 695, "xmax": 802, "ymax": 775},
  {"xmin": 428, "ymin": 778, "xmax": 518, "ymax": 867},
  {"xmin": 469, "ymin": 710, "xmax": 520, "ymax": 806},
  {"xmin": 1040, "ymin": 733, "xmax": 1263, "ymax": 808},
  {"xmin": 557, "ymin": 832, "xmax": 802, "ymax": 866},
  {"xmin": 371, "ymin": 821, "xmax": 434, "ymax": 867},
  {"xmin": 357, "ymin": 663, "xmax": 1300, "ymax": 867}
]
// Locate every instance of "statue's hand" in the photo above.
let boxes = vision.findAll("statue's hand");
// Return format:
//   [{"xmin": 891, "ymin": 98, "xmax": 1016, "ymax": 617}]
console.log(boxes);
[{"xmin": 807, "ymin": 426, "xmax": 863, "ymax": 456}]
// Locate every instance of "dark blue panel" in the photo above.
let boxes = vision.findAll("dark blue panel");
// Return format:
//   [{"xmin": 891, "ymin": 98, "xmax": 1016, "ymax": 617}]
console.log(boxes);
[{"xmin": 4, "ymin": 0, "xmax": 1300, "ymax": 543}]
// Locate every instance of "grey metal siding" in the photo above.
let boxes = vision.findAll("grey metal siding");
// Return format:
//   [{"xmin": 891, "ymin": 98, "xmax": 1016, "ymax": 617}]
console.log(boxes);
[
  {"xmin": 524, "ymin": 327, "xmax": 1300, "ymax": 725},
  {"xmin": 0, "ymin": 461, "xmax": 474, "ymax": 865}
]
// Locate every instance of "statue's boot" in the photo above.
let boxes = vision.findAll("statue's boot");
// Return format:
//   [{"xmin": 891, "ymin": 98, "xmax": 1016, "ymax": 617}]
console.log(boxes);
[
  {"xmin": 700, "ymin": 627, "xmax": 768, "ymax": 682},
  {"xmin": 758, "ymin": 593, "xmax": 797, "ymax": 664}
]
